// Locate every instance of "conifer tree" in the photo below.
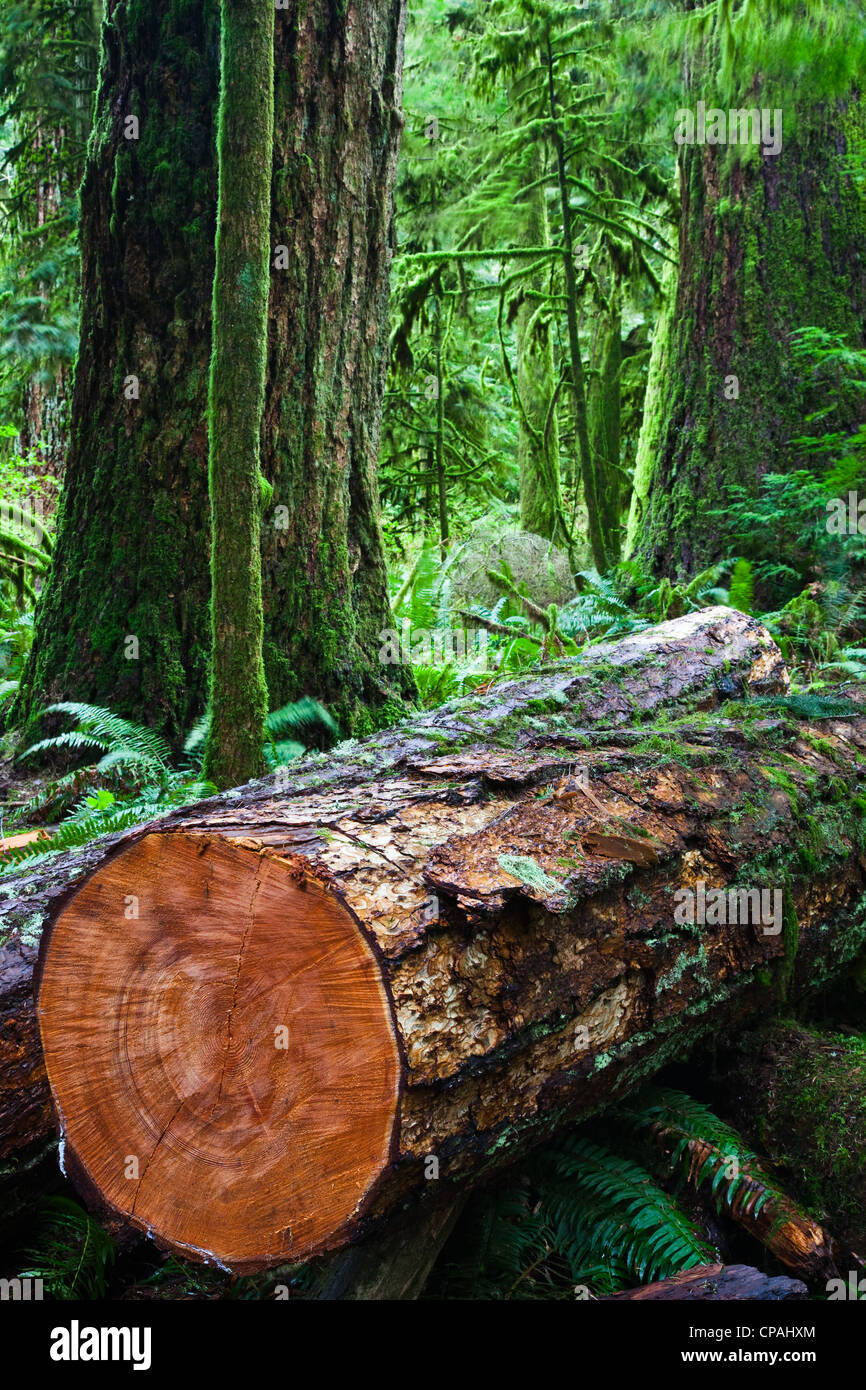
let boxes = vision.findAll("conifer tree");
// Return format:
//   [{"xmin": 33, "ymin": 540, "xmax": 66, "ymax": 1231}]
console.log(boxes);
[{"xmin": 627, "ymin": 0, "xmax": 866, "ymax": 577}]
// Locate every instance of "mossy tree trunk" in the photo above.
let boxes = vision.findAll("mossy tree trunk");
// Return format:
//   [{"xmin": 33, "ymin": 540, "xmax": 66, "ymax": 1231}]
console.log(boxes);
[
  {"xmin": 432, "ymin": 296, "xmax": 449, "ymax": 561},
  {"xmin": 545, "ymin": 36, "xmax": 607, "ymax": 573},
  {"xmin": 5, "ymin": 609, "xmax": 866, "ymax": 1267},
  {"xmin": 11, "ymin": 0, "xmax": 412, "ymax": 749},
  {"xmin": 202, "ymin": 0, "xmax": 272, "ymax": 789},
  {"xmin": 625, "ymin": 255, "xmax": 677, "ymax": 561},
  {"xmin": 587, "ymin": 277, "xmax": 623, "ymax": 563},
  {"xmin": 261, "ymin": 0, "xmax": 415, "ymax": 737},
  {"xmin": 627, "ymin": 92, "xmax": 866, "ymax": 580},
  {"xmin": 9, "ymin": 0, "xmax": 221, "ymax": 745},
  {"xmin": 515, "ymin": 163, "xmax": 564, "ymax": 545}
]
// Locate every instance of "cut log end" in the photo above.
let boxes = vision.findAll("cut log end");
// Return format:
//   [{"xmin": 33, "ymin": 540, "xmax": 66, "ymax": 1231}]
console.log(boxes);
[{"xmin": 36, "ymin": 832, "xmax": 401, "ymax": 1272}]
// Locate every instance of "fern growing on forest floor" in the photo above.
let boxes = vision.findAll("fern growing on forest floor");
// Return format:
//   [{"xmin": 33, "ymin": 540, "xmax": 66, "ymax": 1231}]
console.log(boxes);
[
  {"xmin": 432, "ymin": 1131, "xmax": 715, "ymax": 1299},
  {"xmin": 5, "ymin": 702, "xmax": 213, "ymax": 855},
  {"xmin": 3, "ymin": 704, "xmax": 210, "ymax": 870},
  {"xmin": 15, "ymin": 1196, "xmax": 115, "ymax": 1300},
  {"xmin": 1, "ymin": 695, "xmax": 341, "ymax": 872},
  {"xmin": 184, "ymin": 695, "xmax": 339, "ymax": 769},
  {"xmin": 431, "ymin": 1084, "xmax": 824, "ymax": 1300}
]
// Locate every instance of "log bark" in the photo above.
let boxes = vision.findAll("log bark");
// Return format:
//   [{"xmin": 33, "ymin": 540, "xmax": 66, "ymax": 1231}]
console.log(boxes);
[
  {"xmin": 315, "ymin": 1192, "xmax": 467, "ymax": 1300},
  {"xmin": 606, "ymin": 1264, "xmax": 808, "ymax": 1302},
  {"xmin": 3, "ymin": 608, "xmax": 866, "ymax": 1272}
]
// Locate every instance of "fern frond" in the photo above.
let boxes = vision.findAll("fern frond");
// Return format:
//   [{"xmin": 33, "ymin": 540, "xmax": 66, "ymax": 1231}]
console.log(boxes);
[
  {"xmin": 265, "ymin": 696, "xmax": 339, "ymax": 744},
  {"xmin": 183, "ymin": 713, "xmax": 210, "ymax": 763},
  {"xmin": 263, "ymin": 739, "xmax": 306, "ymax": 768},
  {"xmin": 19, "ymin": 702, "xmax": 171, "ymax": 771},
  {"xmin": 17, "ymin": 1196, "xmax": 115, "ymax": 1300},
  {"xmin": 18, "ymin": 729, "xmax": 107, "ymax": 759},
  {"xmin": 538, "ymin": 1135, "xmax": 714, "ymax": 1287},
  {"xmin": 619, "ymin": 1086, "xmax": 793, "ymax": 1227}
]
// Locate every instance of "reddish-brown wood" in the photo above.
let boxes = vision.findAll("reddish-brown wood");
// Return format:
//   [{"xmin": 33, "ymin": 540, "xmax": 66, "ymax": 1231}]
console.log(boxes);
[
  {"xmin": 0, "ymin": 829, "xmax": 50, "ymax": 859},
  {"xmin": 37, "ymin": 833, "xmax": 401, "ymax": 1271}
]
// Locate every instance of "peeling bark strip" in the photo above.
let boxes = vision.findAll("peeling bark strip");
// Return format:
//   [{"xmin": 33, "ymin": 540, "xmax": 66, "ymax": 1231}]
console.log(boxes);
[
  {"xmin": 2, "ymin": 609, "xmax": 866, "ymax": 1270},
  {"xmin": 606, "ymin": 1264, "xmax": 807, "ymax": 1302}
]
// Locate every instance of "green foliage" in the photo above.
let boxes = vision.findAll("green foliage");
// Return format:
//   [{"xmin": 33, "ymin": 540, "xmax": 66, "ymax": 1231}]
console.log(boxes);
[
  {"xmin": 728, "ymin": 558, "xmax": 754, "ymax": 615},
  {"xmin": 0, "ymin": 427, "xmax": 56, "ymax": 630},
  {"xmin": 17, "ymin": 1196, "xmax": 116, "ymax": 1301},
  {"xmin": 620, "ymin": 1085, "xmax": 802, "ymax": 1229},
  {"xmin": 435, "ymin": 1129, "xmax": 714, "ymax": 1299},
  {"xmin": 729, "ymin": 692, "xmax": 863, "ymax": 721},
  {"xmin": 0, "ymin": 608, "xmax": 34, "ymax": 689},
  {"xmin": 433, "ymin": 1077, "xmax": 834, "ymax": 1299},
  {"xmin": 386, "ymin": 0, "xmax": 674, "ymax": 564},
  {"xmin": 2, "ymin": 702, "xmax": 216, "ymax": 869},
  {"xmin": 185, "ymin": 695, "xmax": 340, "ymax": 770},
  {"xmin": 389, "ymin": 539, "xmax": 551, "ymax": 706},
  {"xmin": 264, "ymin": 696, "xmax": 339, "ymax": 767},
  {"xmin": 559, "ymin": 570, "xmax": 649, "ymax": 641},
  {"xmin": 539, "ymin": 1135, "xmax": 715, "ymax": 1288},
  {"xmin": 0, "ymin": 0, "xmax": 99, "ymax": 424},
  {"xmin": 20, "ymin": 701, "xmax": 172, "ymax": 774},
  {"xmin": 705, "ymin": 330, "xmax": 866, "ymax": 666}
]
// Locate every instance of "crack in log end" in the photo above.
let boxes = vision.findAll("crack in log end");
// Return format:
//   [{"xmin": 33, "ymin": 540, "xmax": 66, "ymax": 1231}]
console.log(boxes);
[
  {"xmin": 211, "ymin": 856, "xmax": 267, "ymax": 1118},
  {"xmin": 35, "ymin": 832, "xmax": 401, "ymax": 1271}
]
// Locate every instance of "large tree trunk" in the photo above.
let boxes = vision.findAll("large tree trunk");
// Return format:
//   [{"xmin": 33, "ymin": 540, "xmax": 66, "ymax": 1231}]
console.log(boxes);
[
  {"xmin": 545, "ymin": 35, "xmax": 607, "ymax": 572},
  {"xmin": 11, "ymin": 0, "xmax": 412, "ymax": 747},
  {"xmin": 9, "ymin": 0, "xmax": 220, "ymax": 744},
  {"xmin": 587, "ymin": 277, "xmax": 623, "ymax": 563},
  {"xmin": 3, "ymin": 608, "xmax": 866, "ymax": 1272},
  {"xmin": 261, "ymin": 0, "xmax": 415, "ymax": 733},
  {"xmin": 626, "ymin": 88, "xmax": 866, "ymax": 579}
]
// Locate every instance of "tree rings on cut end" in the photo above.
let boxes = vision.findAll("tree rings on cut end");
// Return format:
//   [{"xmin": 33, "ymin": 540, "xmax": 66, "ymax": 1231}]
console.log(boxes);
[{"xmin": 37, "ymin": 832, "xmax": 401, "ymax": 1271}]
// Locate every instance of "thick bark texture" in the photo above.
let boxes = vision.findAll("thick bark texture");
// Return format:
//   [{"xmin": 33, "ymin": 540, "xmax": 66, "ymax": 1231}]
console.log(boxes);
[
  {"xmin": 3, "ymin": 608, "xmax": 866, "ymax": 1271},
  {"xmin": 10, "ymin": 0, "xmax": 220, "ymax": 744},
  {"xmin": 261, "ymin": 0, "xmax": 415, "ymax": 734},
  {"xmin": 11, "ymin": 0, "xmax": 412, "ymax": 747},
  {"xmin": 627, "ymin": 92, "xmax": 866, "ymax": 578}
]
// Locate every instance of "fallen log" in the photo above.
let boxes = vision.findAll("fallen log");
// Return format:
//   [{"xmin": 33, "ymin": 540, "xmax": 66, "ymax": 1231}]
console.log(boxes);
[
  {"xmin": 0, "ymin": 829, "xmax": 51, "ymax": 860},
  {"xmin": 2, "ymin": 608, "xmax": 866, "ymax": 1273},
  {"xmin": 606, "ymin": 1263, "xmax": 808, "ymax": 1301},
  {"xmin": 315, "ymin": 1191, "xmax": 468, "ymax": 1300}
]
